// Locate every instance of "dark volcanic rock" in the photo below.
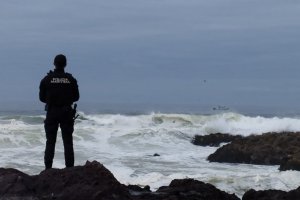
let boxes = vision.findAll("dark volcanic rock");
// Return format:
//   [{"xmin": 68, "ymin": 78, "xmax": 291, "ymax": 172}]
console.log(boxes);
[
  {"xmin": 132, "ymin": 179, "xmax": 240, "ymax": 200},
  {"xmin": 0, "ymin": 168, "xmax": 35, "ymax": 199},
  {"xmin": 0, "ymin": 161, "xmax": 241, "ymax": 200},
  {"xmin": 242, "ymin": 187, "xmax": 300, "ymax": 200},
  {"xmin": 207, "ymin": 132, "xmax": 300, "ymax": 170},
  {"xmin": 192, "ymin": 133, "xmax": 243, "ymax": 147},
  {"xmin": 127, "ymin": 184, "xmax": 151, "ymax": 194},
  {"xmin": 0, "ymin": 161, "xmax": 131, "ymax": 200},
  {"xmin": 242, "ymin": 189, "xmax": 287, "ymax": 200},
  {"xmin": 34, "ymin": 160, "xmax": 131, "ymax": 200},
  {"xmin": 279, "ymin": 152, "xmax": 300, "ymax": 171}
]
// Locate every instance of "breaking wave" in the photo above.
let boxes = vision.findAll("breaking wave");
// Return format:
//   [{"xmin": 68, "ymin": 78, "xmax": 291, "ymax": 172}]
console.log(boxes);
[{"xmin": 1, "ymin": 111, "xmax": 300, "ymax": 196}]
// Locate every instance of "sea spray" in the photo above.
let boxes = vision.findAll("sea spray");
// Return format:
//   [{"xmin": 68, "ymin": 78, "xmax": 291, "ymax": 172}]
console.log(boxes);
[{"xmin": 1, "ymin": 112, "xmax": 300, "ymax": 197}]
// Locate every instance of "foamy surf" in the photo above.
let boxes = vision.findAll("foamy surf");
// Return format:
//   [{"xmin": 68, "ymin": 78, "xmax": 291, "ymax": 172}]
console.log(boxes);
[{"xmin": 0, "ymin": 112, "xmax": 300, "ymax": 197}]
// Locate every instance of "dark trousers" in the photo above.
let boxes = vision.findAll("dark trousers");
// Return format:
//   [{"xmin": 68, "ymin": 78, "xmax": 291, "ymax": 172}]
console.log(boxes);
[{"xmin": 44, "ymin": 106, "xmax": 74, "ymax": 169}]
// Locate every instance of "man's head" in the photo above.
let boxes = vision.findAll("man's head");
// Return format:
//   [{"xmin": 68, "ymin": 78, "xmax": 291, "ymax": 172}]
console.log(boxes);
[{"xmin": 54, "ymin": 54, "xmax": 67, "ymax": 69}]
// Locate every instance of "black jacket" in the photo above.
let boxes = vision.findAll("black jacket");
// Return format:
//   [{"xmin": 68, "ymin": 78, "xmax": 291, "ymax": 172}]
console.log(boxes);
[{"xmin": 39, "ymin": 69, "xmax": 79, "ymax": 107}]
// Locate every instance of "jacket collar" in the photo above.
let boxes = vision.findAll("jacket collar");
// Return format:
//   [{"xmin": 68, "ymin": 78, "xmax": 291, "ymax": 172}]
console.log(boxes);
[{"xmin": 54, "ymin": 68, "xmax": 65, "ymax": 73}]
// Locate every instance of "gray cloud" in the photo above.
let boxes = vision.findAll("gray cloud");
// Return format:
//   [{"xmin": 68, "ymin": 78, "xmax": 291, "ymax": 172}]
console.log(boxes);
[{"xmin": 0, "ymin": 0, "xmax": 300, "ymax": 112}]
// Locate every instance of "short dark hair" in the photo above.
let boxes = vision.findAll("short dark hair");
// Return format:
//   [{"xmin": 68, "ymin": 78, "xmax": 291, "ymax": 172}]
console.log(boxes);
[{"xmin": 54, "ymin": 54, "xmax": 67, "ymax": 68}]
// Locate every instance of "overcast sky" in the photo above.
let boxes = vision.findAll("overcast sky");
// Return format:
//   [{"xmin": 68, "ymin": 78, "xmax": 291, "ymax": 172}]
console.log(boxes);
[{"xmin": 0, "ymin": 0, "xmax": 300, "ymax": 113}]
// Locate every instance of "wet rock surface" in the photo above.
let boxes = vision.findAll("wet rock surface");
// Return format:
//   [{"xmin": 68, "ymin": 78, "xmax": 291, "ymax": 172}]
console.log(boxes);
[
  {"xmin": 279, "ymin": 152, "xmax": 300, "ymax": 171},
  {"xmin": 207, "ymin": 132, "xmax": 300, "ymax": 170},
  {"xmin": 0, "ymin": 168, "xmax": 35, "ymax": 199},
  {"xmin": 2, "ymin": 159, "xmax": 300, "ymax": 200},
  {"xmin": 242, "ymin": 187, "xmax": 300, "ymax": 200},
  {"xmin": 130, "ymin": 179, "xmax": 239, "ymax": 200},
  {"xmin": 0, "ymin": 161, "xmax": 131, "ymax": 200},
  {"xmin": 192, "ymin": 133, "xmax": 243, "ymax": 147},
  {"xmin": 0, "ymin": 161, "xmax": 239, "ymax": 200},
  {"xmin": 34, "ymin": 161, "xmax": 131, "ymax": 200}
]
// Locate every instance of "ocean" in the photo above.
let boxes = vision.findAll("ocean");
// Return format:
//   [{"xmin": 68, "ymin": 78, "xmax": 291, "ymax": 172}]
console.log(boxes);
[
  {"xmin": 1, "ymin": 109, "xmax": 300, "ymax": 197},
  {"xmin": 0, "ymin": 0, "xmax": 298, "ymax": 197}
]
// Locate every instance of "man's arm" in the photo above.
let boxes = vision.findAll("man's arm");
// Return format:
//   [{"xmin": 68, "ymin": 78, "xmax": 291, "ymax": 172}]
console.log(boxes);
[
  {"xmin": 39, "ymin": 79, "xmax": 47, "ymax": 103},
  {"xmin": 72, "ymin": 78, "xmax": 80, "ymax": 102}
]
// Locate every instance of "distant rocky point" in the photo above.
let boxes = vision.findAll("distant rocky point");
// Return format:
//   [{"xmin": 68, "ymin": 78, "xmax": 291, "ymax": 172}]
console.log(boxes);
[{"xmin": 206, "ymin": 132, "xmax": 300, "ymax": 171}]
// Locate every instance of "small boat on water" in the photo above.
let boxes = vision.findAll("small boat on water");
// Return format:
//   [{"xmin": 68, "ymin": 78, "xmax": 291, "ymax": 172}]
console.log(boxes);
[{"xmin": 212, "ymin": 105, "xmax": 230, "ymax": 111}]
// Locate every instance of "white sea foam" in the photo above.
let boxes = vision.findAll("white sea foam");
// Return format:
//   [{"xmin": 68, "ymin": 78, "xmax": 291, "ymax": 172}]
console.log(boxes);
[{"xmin": 1, "ymin": 112, "xmax": 300, "ymax": 197}]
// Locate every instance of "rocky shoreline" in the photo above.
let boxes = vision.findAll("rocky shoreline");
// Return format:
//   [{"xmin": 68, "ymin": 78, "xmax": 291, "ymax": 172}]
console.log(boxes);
[
  {"xmin": 2, "ymin": 132, "xmax": 300, "ymax": 199},
  {"xmin": 196, "ymin": 132, "xmax": 300, "ymax": 171},
  {"xmin": 0, "ymin": 160, "xmax": 240, "ymax": 200},
  {"xmin": 192, "ymin": 132, "xmax": 300, "ymax": 199},
  {"xmin": 1, "ymin": 160, "xmax": 300, "ymax": 200}
]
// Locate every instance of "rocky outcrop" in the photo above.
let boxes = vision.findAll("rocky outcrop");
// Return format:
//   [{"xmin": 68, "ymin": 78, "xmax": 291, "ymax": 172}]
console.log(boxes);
[
  {"xmin": 4, "ymin": 159, "xmax": 300, "ymax": 200},
  {"xmin": 0, "ymin": 168, "xmax": 35, "ymax": 199},
  {"xmin": 207, "ymin": 132, "xmax": 300, "ymax": 170},
  {"xmin": 192, "ymin": 133, "xmax": 243, "ymax": 147},
  {"xmin": 0, "ymin": 161, "xmax": 239, "ymax": 200},
  {"xmin": 130, "ymin": 179, "xmax": 239, "ymax": 200},
  {"xmin": 0, "ymin": 161, "xmax": 131, "ymax": 200},
  {"xmin": 34, "ymin": 161, "xmax": 131, "ymax": 200},
  {"xmin": 278, "ymin": 151, "xmax": 300, "ymax": 171},
  {"xmin": 242, "ymin": 187, "xmax": 300, "ymax": 200}
]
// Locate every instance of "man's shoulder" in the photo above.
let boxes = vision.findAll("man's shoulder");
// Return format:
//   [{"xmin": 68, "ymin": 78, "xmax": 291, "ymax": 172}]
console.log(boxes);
[
  {"xmin": 40, "ymin": 71, "xmax": 56, "ymax": 85},
  {"xmin": 42, "ymin": 70, "xmax": 54, "ymax": 78},
  {"xmin": 65, "ymin": 72, "xmax": 74, "ymax": 77},
  {"xmin": 65, "ymin": 72, "xmax": 78, "ymax": 82}
]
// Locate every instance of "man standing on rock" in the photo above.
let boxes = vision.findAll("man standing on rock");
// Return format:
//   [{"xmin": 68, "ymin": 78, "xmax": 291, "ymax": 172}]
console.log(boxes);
[{"xmin": 39, "ymin": 54, "xmax": 80, "ymax": 169}]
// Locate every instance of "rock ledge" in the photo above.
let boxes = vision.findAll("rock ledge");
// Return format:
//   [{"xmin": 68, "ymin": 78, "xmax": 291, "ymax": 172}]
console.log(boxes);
[
  {"xmin": 0, "ymin": 160, "xmax": 239, "ymax": 200},
  {"xmin": 207, "ymin": 132, "xmax": 300, "ymax": 171}
]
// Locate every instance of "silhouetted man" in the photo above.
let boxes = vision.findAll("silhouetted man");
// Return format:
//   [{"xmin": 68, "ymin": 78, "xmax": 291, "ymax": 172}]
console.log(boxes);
[{"xmin": 39, "ymin": 54, "xmax": 79, "ymax": 169}]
